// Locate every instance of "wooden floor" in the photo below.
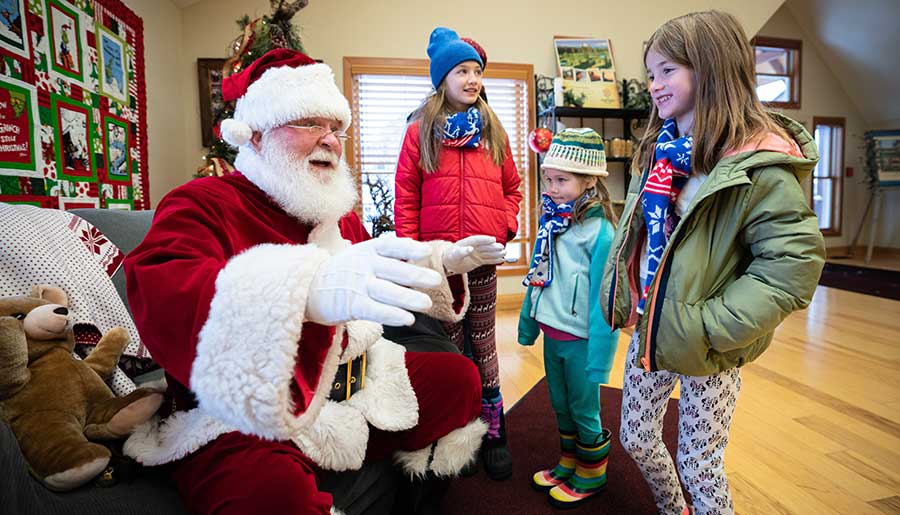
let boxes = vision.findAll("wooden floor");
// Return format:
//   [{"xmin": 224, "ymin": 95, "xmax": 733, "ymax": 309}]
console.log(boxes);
[{"xmin": 494, "ymin": 285, "xmax": 900, "ymax": 515}]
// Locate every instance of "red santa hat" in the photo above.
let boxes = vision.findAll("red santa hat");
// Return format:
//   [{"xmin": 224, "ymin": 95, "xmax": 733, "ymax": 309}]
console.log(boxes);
[{"xmin": 219, "ymin": 48, "xmax": 352, "ymax": 148}]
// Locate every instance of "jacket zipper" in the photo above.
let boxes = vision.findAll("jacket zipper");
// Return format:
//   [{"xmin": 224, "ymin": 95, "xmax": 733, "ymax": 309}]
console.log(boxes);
[
  {"xmin": 571, "ymin": 274, "xmax": 578, "ymax": 315},
  {"xmin": 458, "ymin": 149, "xmax": 464, "ymax": 241},
  {"xmin": 641, "ymin": 232, "xmax": 681, "ymax": 372},
  {"xmin": 639, "ymin": 175, "xmax": 751, "ymax": 372}
]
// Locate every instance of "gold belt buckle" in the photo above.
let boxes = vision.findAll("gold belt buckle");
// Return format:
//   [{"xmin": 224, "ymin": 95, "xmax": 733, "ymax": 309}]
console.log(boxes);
[{"xmin": 331, "ymin": 352, "xmax": 367, "ymax": 402}]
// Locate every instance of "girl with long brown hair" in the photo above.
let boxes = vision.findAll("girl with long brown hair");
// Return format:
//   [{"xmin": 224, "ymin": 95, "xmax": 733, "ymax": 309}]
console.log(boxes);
[
  {"xmin": 601, "ymin": 11, "xmax": 825, "ymax": 514},
  {"xmin": 394, "ymin": 27, "xmax": 522, "ymax": 480}
]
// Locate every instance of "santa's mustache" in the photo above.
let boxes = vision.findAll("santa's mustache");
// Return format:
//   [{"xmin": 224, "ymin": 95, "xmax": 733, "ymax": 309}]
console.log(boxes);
[{"xmin": 306, "ymin": 149, "xmax": 339, "ymax": 169}]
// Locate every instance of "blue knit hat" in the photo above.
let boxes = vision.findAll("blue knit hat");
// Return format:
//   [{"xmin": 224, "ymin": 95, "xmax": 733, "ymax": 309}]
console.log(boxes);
[{"xmin": 427, "ymin": 27, "xmax": 483, "ymax": 89}]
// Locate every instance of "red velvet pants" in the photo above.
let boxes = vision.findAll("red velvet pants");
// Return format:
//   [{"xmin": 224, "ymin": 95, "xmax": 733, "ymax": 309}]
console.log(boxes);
[{"xmin": 169, "ymin": 352, "xmax": 481, "ymax": 515}]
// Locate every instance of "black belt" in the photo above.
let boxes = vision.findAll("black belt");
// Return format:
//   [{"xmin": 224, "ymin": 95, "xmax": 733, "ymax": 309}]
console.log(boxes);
[{"xmin": 329, "ymin": 352, "xmax": 366, "ymax": 402}]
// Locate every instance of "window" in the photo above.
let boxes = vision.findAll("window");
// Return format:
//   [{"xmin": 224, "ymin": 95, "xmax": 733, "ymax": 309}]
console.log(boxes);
[
  {"xmin": 811, "ymin": 117, "xmax": 844, "ymax": 236},
  {"xmin": 751, "ymin": 36, "xmax": 801, "ymax": 109},
  {"xmin": 343, "ymin": 57, "xmax": 536, "ymax": 276}
]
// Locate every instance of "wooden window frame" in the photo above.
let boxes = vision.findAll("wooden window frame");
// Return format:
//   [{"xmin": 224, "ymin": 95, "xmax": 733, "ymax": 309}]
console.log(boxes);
[
  {"xmin": 810, "ymin": 116, "xmax": 845, "ymax": 237},
  {"xmin": 343, "ymin": 56, "xmax": 537, "ymax": 277},
  {"xmin": 751, "ymin": 36, "xmax": 802, "ymax": 110}
]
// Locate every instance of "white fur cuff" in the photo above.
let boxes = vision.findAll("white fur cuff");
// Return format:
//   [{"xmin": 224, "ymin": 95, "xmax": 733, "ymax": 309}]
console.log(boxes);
[
  {"xmin": 190, "ymin": 243, "xmax": 341, "ymax": 441},
  {"xmin": 417, "ymin": 240, "xmax": 470, "ymax": 323}
]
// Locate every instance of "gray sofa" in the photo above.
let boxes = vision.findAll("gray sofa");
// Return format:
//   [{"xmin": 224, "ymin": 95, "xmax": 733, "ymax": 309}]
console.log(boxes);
[{"xmin": 1, "ymin": 207, "xmax": 452, "ymax": 514}]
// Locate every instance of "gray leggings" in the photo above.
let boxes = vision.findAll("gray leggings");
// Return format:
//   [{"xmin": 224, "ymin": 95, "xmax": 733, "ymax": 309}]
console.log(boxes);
[{"xmin": 619, "ymin": 332, "xmax": 742, "ymax": 515}]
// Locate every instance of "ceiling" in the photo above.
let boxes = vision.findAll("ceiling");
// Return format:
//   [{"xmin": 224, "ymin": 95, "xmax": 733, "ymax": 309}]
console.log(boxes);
[
  {"xmin": 170, "ymin": 0, "xmax": 202, "ymax": 8},
  {"xmin": 786, "ymin": 0, "xmax": 900, "ymax": 127}
]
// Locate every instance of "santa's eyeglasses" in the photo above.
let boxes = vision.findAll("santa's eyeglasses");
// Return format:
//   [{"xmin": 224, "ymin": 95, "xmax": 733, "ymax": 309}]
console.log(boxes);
[{"xmin": 281, "ymin": 124, "xmax": 349, "ymax": 142}]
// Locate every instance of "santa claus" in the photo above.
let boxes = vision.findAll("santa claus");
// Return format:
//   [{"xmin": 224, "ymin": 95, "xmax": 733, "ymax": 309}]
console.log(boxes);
[{"xmin": 123, "ymin": 48, "xmax": 506, "ymax": 515}]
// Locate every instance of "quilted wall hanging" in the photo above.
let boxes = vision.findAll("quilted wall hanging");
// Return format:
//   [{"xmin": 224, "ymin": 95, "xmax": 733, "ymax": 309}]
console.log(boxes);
[{"xmin": 0, "ymin": 0, "xmax": 148, "ymax": 210}]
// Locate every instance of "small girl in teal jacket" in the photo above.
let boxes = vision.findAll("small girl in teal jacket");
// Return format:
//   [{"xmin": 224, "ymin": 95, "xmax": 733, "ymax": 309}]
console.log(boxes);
[{"xmin": 518, "ymin": 128, "xmax": 619, "ymax": 509}]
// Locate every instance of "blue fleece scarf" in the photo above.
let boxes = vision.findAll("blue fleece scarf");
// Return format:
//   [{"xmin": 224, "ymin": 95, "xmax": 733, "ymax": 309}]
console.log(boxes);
[
  {"xmin": 523, "ymin": 192, "xmax": 587, "ymax": 287},
  {"xmin": 442, "ymin": 107, "xmax": 482, "ymax": 148},
  {"xmin": 637, "ymin": 118, "xmax": 692, "ymax": 313}
]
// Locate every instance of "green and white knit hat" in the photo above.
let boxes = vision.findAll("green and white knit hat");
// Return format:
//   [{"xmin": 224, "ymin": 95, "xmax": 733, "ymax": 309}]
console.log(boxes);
[{"xmin": 540, "ymin": 128, "xmax": 607, "ymax": 176}]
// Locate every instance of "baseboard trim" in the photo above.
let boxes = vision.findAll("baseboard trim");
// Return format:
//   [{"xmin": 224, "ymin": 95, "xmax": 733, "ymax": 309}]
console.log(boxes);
[
  {"xmin": 497, "ymin": 292, "xmax": 525, "ymax": 312},
  {"xmin": 827, "ymin": 246, "xmax": 900, "ymax": 258}
]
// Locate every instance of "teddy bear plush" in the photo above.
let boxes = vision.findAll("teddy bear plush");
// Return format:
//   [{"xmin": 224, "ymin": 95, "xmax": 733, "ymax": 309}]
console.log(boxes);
[{"xmin": 0, "ymin": 285, "xmax": 163, "ymax": 491}]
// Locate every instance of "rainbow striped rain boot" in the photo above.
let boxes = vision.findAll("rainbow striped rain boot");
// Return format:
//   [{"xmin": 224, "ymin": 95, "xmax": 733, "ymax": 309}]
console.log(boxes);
[
  {"xmin": 531, "ymin": 429, "xmax": 577, "ymax": 491},
  {"xmin": 547, "ymin": 428, "xmax": 610, "ymax": 509}
]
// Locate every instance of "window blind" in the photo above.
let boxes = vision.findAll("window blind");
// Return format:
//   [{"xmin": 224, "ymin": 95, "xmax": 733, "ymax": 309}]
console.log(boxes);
[{"xmin": 350, "ymin": 71, "xmax": 533, "ymax": 269}]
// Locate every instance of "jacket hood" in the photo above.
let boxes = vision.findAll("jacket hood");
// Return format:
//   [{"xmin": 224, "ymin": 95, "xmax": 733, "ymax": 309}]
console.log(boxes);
[{"xmin": 716, "ymin": 113, "xmax": 819, "ymax": 183}]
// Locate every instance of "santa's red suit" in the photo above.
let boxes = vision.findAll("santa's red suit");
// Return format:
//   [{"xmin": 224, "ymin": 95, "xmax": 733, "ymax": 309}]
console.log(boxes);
[{"xmin": 122, "ymin": 172, "xmax": 486, "ymax": 514}]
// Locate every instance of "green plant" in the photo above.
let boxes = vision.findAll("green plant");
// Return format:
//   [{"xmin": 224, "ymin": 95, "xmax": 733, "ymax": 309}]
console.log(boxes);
[{"xmin": 364, "ymin": 176, "xmax": 395, "ymax": 237}]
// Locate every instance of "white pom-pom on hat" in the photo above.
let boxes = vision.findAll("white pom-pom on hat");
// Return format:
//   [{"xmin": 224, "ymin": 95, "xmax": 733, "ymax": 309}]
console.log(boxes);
[{"xmin": 220, "ymin": 118, "xmax": 252, "ymax": 147}]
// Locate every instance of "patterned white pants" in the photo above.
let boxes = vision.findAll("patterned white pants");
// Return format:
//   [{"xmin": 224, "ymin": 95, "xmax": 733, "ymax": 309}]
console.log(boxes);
[{"xmin": 619, "ymin": 332, "xmax": 741, "ymax": 515}]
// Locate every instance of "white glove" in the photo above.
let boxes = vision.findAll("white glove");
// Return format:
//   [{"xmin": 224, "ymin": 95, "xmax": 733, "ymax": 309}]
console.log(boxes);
[
  {"xmin": 442, "ymin": 235, "xmax": 506, "ymax": 275},
  {"xmin": 305, "ymin": 236, "xmax": 442, "ymax": 327}
]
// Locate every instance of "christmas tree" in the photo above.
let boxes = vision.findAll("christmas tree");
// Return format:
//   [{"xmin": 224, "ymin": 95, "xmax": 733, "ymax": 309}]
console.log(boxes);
[{"xmin": 196, "ymin": 0, "xmax": 308, "ymax": 178}]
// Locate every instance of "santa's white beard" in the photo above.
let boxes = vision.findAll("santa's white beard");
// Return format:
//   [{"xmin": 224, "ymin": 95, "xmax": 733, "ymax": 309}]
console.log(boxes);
[{"xmin": 235, "ymin": 139, "xmax": 357, "ymax": 225}]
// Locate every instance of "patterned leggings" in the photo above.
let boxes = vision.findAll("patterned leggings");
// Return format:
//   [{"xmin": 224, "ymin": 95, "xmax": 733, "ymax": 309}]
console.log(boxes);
[
  {"xmin": 442, "ymin": 264, "xmax": 500, "ymax": 390},
  {"xmin": 620, "ymin": 332, "xmax": 741, "ymax": 515}
]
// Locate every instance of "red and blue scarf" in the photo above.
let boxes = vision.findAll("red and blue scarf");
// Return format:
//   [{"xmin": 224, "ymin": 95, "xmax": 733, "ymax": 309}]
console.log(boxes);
[
  {"xmin": 442, "ymin": 107, "xmax": 482, "ymax": 148},
  {"xmin": 523, "ymin": 192, "xmax": 585, "ymax": 287},
  {"xmin": 638, "ymin": 118, "xmax": 693, "ymax": 313}
]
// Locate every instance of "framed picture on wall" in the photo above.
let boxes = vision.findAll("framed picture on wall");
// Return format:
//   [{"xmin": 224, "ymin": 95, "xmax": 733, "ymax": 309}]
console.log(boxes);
[
  {"xmin": 553, "ymin": 36, "xmax": 621, "ymax": 108},
  {"xmin": 102, "ymin": 112, "xmax": 131, "ymax": 183},
  {"xmin": 0, "ymin": 0, "xmax": 29, "ymax": 58},
  {"xmin": 0, "ymin": 75, "xmax": 41, "ymax": 178},
  {"xmin": 50, "ymin": 93, "xmax": 95, "ymax": 182},
  {"xmin": 197, "ymin": 58, "xmax": 226, "ymax": 147},
  {"xmin": 867, "ymin": 130, "xmax": 900, "ymax": 187},
  {"xmin": 45, "ymin": 0, "xmax": 85, "ymax": 85},
  {"xmin": 96, "ymin": 23, "xmax": 130, "ymax": 105}
]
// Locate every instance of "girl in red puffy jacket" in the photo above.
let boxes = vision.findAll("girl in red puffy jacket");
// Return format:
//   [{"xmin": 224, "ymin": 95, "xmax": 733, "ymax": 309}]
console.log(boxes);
[{"xmin": 394, "ymin": 27, "xmax": 522, "ymax": 480}]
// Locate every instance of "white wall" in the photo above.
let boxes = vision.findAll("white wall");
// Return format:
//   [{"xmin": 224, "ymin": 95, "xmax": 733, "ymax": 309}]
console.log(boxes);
[
  {"xmin": 757, "ymin": 4, "xmax": 898, "ymax": 249},
  {"xmin": 122, "ymin": 0, "xmax": 186, "ymax": 208},
  {"xmin": 176, "ymin": 0, "xmax": 785, "ymax": 296},
  {"xmin": 179, "ymin": 0, "xmax": 784, "ymax": 184}
]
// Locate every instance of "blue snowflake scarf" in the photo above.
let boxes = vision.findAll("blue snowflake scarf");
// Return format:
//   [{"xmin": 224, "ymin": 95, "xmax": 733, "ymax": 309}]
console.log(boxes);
[
  {"xmin": 442, "ymin": 107, "xmax": 482, "ymax": 148},
  {"xmin": 523, "ymin": 193, "xmax": 584, "ymax": 287},
  {"xmin": 637, "ymin": 118, "xmax": 693, "ymax": 313}
]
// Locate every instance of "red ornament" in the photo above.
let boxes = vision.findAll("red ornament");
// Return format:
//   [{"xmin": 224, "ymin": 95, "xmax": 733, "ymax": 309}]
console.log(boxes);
[{"xmin": 528, "ymin": 127, "xmax": 553, "ymax": 153}]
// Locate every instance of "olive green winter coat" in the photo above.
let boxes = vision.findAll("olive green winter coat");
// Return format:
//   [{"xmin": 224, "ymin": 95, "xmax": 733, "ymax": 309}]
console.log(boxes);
[{"xmin": 600, "ymin": 114, "xmax": 826, "ymax": 376}]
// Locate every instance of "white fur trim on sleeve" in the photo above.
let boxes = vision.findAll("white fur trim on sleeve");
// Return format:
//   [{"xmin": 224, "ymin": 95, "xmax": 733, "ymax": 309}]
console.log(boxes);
[
  {"xmin": 190, "ymin": 242, "xmax": 343, "ymax": 441},
  {"xmin": 416, "ymin": 240, "xmax": 470, "ymax": 322}
]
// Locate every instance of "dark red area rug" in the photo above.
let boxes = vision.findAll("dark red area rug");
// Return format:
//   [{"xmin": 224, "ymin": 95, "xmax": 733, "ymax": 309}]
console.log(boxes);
[
  {"xmin": 818, "ymin": 262, "xmax": 900, "ymax": 300},
  {"xmin": 441, "ymin": 379, "xmax": 685, "ymax": 515}
]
